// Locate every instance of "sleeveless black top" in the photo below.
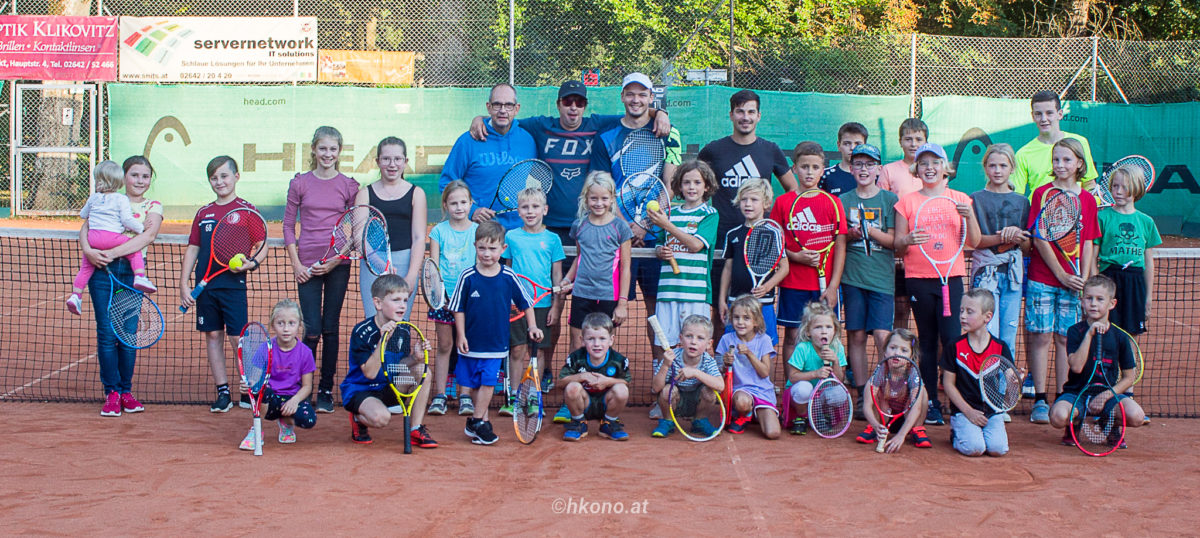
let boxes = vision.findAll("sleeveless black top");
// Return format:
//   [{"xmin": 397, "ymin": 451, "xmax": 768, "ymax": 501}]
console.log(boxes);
[{"xmin": 368, "ymin": 182, "xmax": 415, "ymax": 251}]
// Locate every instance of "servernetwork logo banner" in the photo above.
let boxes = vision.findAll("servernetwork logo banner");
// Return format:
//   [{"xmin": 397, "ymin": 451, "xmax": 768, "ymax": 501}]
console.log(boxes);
[{"xmin": 119, "ymin": 17, "xmax": 317, "ymax": 82}]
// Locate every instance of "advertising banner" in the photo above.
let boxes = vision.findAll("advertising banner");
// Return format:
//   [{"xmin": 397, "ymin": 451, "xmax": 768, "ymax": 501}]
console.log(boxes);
[
  {"xmin": 0, "ymin": 15, "xmax": 119, "ymax": 81},
  {"xmin": 318, "ymin": 49, "xmax": 415, "ymax": 85},
  {"xmin": 119, "ymin": 17, "xmax": 318, "ymax": 82}
]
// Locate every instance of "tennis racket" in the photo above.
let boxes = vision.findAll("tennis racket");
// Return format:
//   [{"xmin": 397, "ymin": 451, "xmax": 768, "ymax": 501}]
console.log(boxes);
[
  {"xmin": 380, "ymin": 321, "xmax": 430, "ymax": 455},
  {"xmin": 615, "ymin": 127, "xmax": 665, "ymax": 180},
  {"xmin": 857, "ymin": 203, "xmax": 872, "ymax": 256},
  {"xmin": 1093, "ymin": 155, "xmax": 1155, "ymax": 209},
  {"xmin": 509, "ymin": 272, "xmax": 559, "ymax": 322},
  {"xmin": 744, "ymin": 218, "xmax": 785, "ymax": 290},
  {"xmin": 491, "ymin": 159, "xmax": 555, "ymax": 215},
  {"xmin": 513, "ymin": 340, "xmax": 543, "ymax": 444},
  {"xmin": 107, "ymin": 267, "xmax": 164, "ymax": 350},
  {"xmin": 809, "ymin": 359, "xmax": 852, "ymax": 438},
  {"xmin": 869, "ymin": 355, "xmax": 923, "ymax": 453},
  {"xmin": 1109, "ymin": 323, "xmax": 1144, "ymax": 385},
  {"xmin": 181, "ymin": 207, "xmax": 267, "ymax": 313},
  {"xmin": 311, "ymin": 205, "xmax": 383, "ymax": 273},
  {"xmin": 914, "ymin": 195, "xmax": 967, "ymax": 317},
  {"xmin": 1032, "ymin": 188, "xmax": 1082, "ymax": 279},
  {"xmin": 362, "ymin": 212, "xmax": 393, "ymax": 276},
  {"xmin": 420, "ymin": 257, "xmax": 446, "ymax": 311},
  {"xmin": 978, "ymin": 354, "xmax": 1023, "ymax": 414},
  {"xmin": 237, "ymin": 322, "xmax": 272, "ymax": 457},
  {"xmin": 1069, "ymin": 338, "xmax": 1126, "ymax": 457},
  {"xmin": 788, "ymin": 189, "xmax": 841, "ymax": 293}
]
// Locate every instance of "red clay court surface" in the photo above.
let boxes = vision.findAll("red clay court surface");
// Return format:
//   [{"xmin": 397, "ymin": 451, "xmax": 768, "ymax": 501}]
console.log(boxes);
[{"xmin": 2, "ymin": 402, "xmax": 1198, "ymax": 534}]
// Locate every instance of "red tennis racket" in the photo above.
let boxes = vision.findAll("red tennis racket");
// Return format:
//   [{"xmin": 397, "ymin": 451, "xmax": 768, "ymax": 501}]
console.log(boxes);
[
  {"xmin": 181, "ymin": 208, "xmax": 267, "ymax": 313},
  {"xmin": 1032, "ymin": 188, "xmax": 1082, "ymax": 279},
  {"xmin": 237, "ymin": 322, "xmax": 272, "ymax": 456},
  {"xmin": 788, "ymin": 189, "xmax": 841, "ymax": 294},
  {"xmin": 311, "ymin": 204, "xmax": 384, "ymax": 272},
  {"xmin": 509, "ymin": 272, "xmax": 559, "ymax": 322},
  {"xmin": 869, "ymin": 355, "xmax": 923, "ymax": 453}
]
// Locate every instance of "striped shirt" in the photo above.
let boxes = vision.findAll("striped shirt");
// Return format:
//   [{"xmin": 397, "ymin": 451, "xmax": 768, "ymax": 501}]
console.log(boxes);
[{"xmin": 657, "ymin": 203, "xmax": 718, "ymax": 303}]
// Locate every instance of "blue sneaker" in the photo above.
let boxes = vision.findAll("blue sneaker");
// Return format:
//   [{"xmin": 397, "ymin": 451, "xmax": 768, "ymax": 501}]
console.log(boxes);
[
  {"xmin": 599, "ymin": 419, "xmax": 629, "ymax": 441},
  {"xmin": 1021, "ymin": 373, "xmax": 1035, "ymax": 399},
  {"xmin": 1030, "ymin": 400, "xmax": 1050, "ymax": 424},
  {"xmin": 563, "ymin": 419, "xmax": 587, "ymax": 442},
  {"xmin": 691, "ymin": 418, "xmax": 717, "ymax": 438},
  {"xmin": 651, "ymin": 419, "xmax": 675, "ymax": 438},
  {"xmin": 553, "ymin": 404, "xmax": 571, "ymax": 424},
  {"xmin": 925, "ymin": 400, "xmax": 946, "ymax": 425}
]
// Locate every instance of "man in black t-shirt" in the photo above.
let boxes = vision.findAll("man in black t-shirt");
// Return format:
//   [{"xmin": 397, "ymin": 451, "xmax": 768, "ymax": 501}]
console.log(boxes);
[{"xmin": 698, "ymin": 89, "xmax": 796, "ymax": 322}]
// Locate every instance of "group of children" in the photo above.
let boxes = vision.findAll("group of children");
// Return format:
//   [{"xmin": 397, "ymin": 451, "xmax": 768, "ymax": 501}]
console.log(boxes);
[{"xmin": 70, "ymin": 90, "xmax": 1157, "ymax": 456}]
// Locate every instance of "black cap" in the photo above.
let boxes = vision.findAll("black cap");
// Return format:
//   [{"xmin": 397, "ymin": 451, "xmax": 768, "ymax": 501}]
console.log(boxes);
[{"xmin": 559, "ymin": 80, "xmax": 587, "ymax": 100}]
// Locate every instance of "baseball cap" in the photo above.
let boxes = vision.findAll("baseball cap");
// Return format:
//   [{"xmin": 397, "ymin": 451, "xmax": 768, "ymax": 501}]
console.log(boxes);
[
  {"xmin": 915, "ymin": 143, "xmax": 948, "ymax": 161},
  {"xmin": 850, "ymin": 143, "xmax": 881, "ymax": 163},
  {"xmin": 622, "ymin": 72, "xmax": 653, "ymax": 91},
  {"xmin": 559, "ymin": 80, "xmax": 587, "ymax": 100}
]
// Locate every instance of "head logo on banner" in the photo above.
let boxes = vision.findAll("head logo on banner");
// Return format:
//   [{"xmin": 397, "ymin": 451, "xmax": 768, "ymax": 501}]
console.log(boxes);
[
  {"xmin": 119, "ymin": 17, "xmax": 318, "ymax": 82},
  {"xmin": 0, "ymin": 15, "xmax": 119, "ymax": 81}
]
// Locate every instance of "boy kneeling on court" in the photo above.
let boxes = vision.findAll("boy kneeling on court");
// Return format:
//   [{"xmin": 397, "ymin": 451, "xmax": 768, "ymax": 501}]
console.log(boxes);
[
  {"xmin": 1049, "ymin": 276, "xmax": 1146, "ymax": 446},
  {"xmin": 556, "ymin": 313, "xmax": 632, "ymax": 441},
  {"xmin": 942, "ymin": 289, "xmax": 1015, "ymax": 457},
  {"xmin": 651, "ymin": 315, "xmax": 725, "ymax": 438},
  {"xmin": 340, "ymin": 274, "xmax": 437, "ymax": 448}
]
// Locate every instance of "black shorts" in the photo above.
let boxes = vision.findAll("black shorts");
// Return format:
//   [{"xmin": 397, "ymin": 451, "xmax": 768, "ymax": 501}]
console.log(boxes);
[
  {"xmin": 343, "ymin": 389, "xmax": 400, "ymax": 415},
  {"xmin": 569, "ymin": 298, "xmax": 618, "ymax": 329},
  {"xmin": 894, "ymin": 262, "xmax": 909, "ymax": 299},
  {"xmin": 1102, "ymin": 265, "xmax": 1147, "ymax": 334},
  {"xmin": 195, "ymin": 288, "xmax": 247, "ymax": 335},
  {"xmin": 583, "ymin": 392, "xmax": 609, "ymax": 421},
  {"xmin": 510, "ymin": 306, "xmax": 551, "ymax": 348}
]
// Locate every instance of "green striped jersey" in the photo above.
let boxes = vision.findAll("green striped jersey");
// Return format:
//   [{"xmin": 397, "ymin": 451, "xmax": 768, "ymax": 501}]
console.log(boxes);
[{"xmin": 657, "ymin": 203, "xmax": 718, "ymax": 303}]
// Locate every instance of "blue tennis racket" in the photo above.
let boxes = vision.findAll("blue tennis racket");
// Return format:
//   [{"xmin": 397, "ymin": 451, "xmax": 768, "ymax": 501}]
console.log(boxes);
[{"xmin": 107, "ymin": 267, "xmax": 163, "ymax": 350}]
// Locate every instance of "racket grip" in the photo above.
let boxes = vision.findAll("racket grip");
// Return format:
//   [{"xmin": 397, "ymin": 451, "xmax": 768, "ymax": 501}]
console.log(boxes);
[
  {"xmin": 253, "ymin": 417, "xmax": 263, "ymax": 456},
  {"xmin": 876, "ymin": 429, "xmax": 888, "ymax": 453},
  {"xmin": 818, "ymin": 276, "xmax": 828, "ymax": 294},
  {"xmin": 180, "ymin": 283, "xmax": 206, "ymax": 313},
  {"xmin": 941, "ymin": 284, "xmax": 951, "ymax": 317},
  {"xmin": 403, "ymin": 415, "xmax": 412, "ymax": 455},
  {"xmin": 668, "ymin": 258, "xmax": 680, "ymax": 274}
]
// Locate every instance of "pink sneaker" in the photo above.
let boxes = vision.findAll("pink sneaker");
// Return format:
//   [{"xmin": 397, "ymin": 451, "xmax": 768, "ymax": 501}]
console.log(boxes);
[
  {"xmin": 100, "ymin": 392, "xmax": 122, "ymax": 417},
  {"xmin": 132, "ymin": 275, "xmax": 157, "ymax": 294},
  {"xmin": 120, "ymin": 393, "xmax": 144, "ymax": 413}
]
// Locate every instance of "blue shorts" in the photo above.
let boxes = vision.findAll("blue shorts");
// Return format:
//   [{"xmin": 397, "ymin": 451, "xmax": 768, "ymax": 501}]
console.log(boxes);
[
  {"xmin": 1024, "ymin": 280, "xmax": 1080, "ymax": 336},
  {"xmin": 841, "ymin": 284, "xmax": 893, "ymax": 332},
  {"xmin": 777, "ymin": 288, "xmax": 821, "ymax": 328},
  {"xmin": 1054, "ymin": 391, "xmax": 1131, "ymax": 407},
  {"xmin": 455, "ymin": 357, "xmax": 502, "ymax": 389},
  {"xmin": 626, "ymin": 257, "xmax": 661, "ymax": 302},
  {"xmin": 724, "ymin": 303, "xmax": 779, "ymax": 345},
  {"xmin": 195, "ymin": 288, "xmax": 247, "ymax": 335}
]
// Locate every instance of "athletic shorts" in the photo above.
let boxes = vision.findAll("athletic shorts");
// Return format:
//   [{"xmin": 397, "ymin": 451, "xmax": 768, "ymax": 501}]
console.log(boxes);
[
  {"xmin": 669, "ymin": 385, "xmax": 702, "ymax": 417},
  {"xmin": 1054, "ymin": 391, "xmax": 1131, "ymax": 407},
  {"xmin": 569, "ymin": 298, "xmax": 618, "ymax": 329},
  {"xmin": 583, "ymin": 391, "xmax": 609, "ymax": 421},
  {"xmin": 1102, "ymin": 266, "xmax": 1147, "ymax": 334},
  {"xmin": 841, "ymin": 284, "xmax": 894, "ymax": 332},
  {"xmin": 455, "ymin": 357, "xmax": 502, "ymax": 389},
  {"xmin": 195, "ymin": 288, "xmax": 247, "ymax": 335},
  {"xmin": 733, "ymin": 388, "xmax": 779, "ymax": 414},
  {"xmin": 510, "ymin": 306, "xmax": 551, "ymax": 348},
  {"xmin": 653, "ymin": 301, "xmax": 711, "ymax": 348},
  {"xmin": 777, "ymin": 288, "xmax": 821, "ymax": 328},
  {"xmin": 1025, "ymin": 280, "xmax": 1080, "ymax": 335},
  {"xmin": 343, "ymin": 388, "xmax": 400, "ymax": 415},
  {"xmin": 427, "ymin": 306, "xmax": 455, "ymax": 324}
]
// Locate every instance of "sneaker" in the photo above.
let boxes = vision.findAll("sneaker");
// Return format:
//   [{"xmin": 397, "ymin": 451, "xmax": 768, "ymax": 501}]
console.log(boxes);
[
  {"xmin": 316, "ymin": 390, "xmax": 335, "ymax": 413},
  {"xmin": 427, "ymin": 394, "xmax": 448, "ymax": 415},
  {"xmin": 278, "ymin": 421, "xmax": 296, "ymax": 443},
  {"xmin": 691, "ymin": 418, "xmax": 717, "ymax": 438},
  {"xmin": 239, "ymin": 393, "xmax": 252, "ymax": 409},
  {"xmin": 1142, "ymin": 416, "xmax": 1151, "ymax": 426},
  {"xmin": 100, "ymin": 391, "xmax": 122, "ymax": 417},
  {"xmin": 651, "ymin": 419, "xmax": 675, "ymax": 438},
  {"xmin": 499, "ymin": 398, "xmax": 515, "ymax": 417},
  {"xmin": 648, "ymin": 402, "xmax": 663, "ymax": 420},
  {"xmin": 911, "ymin": 426, "xmax": 932, "ymax": 448},
  {"xmin": 239, "ymin": 428, "xmax": 257, "ymax": 451},
  {"xmin": 66, "ymin": 294, "xmax": 82, "ymax": 316},
  {"xmin": 1030, "ymin": 401, "xmax": 1050, "ymax": 424},
  {"xmin": 410, "ymin": 425, "xmax": 439, "ymax": 448},
  {"xmin": 119, "ymin": 393, "xmax": 144, "ymax": 413},
  {"xmin": 599, "ymin": 419, "xmax": 629, "ymax": 441},
  {"xmin": 727, "ymin": 414, "xmax": 751, "ymax": 434},
  {"xmin": 541, "ymin": 375, "xmax": 554, "ymax": 394},
  {"xmin": 553, "ymin": 405, "xmax": 571, "ymax": 424},
  {"xmin": 469, "ymin": 419, "xmax": 498, "ymax": 445},
  {"xmin": 563, "ymin": 419, "xmax": 588, "ymax": 442},
  {"xmin": 350, "ymin": 413, "xmax": 372, "ymax": 444},
  {"xmin": 1061, "ymin": 427, "xmax": 1076, "ymax": 446},
  {"xmin": 925, "ymin": 401, "xmax": 945, "ymax": 425},
  {"xmin": 789, "ymin": 417, "xmax": 808, "ymax": 435},
  {"xmin": 132, "ymin": 275, "xmax": 157, "ymax": 293},
  {"xmin": 210, "ymin": 391, "xmax": 233, "ymax": 413},
  {"xmin": 855, "ymin": 425, "xmax": 877, "ymax": 444},
  {"xmin": 1001, "ymin": 412, "xmax": 1012, "ymax": 423},
  {"xmin": 465, "ymin": 417, "xmax": 480, "ymax": 438},
  {"xmin": 1021, "ymin": 373, "xmax": 1036, "ymax": 399},
  {"xmin": 457, "ymin": 395, "xmax": 475, "ymax": 416}
]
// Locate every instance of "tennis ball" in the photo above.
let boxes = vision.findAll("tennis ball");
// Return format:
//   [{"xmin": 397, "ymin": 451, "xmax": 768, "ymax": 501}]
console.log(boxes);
[
  {"xmin": 228, "ymin": 254, "xmax": 246, "ymax": 270},
  {"xmin": 647, "ymin": 200, "xmax": 660, "ymax": 212}
]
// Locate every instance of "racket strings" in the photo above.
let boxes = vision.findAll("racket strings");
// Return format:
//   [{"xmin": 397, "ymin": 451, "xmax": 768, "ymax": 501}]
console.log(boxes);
[
  {"xmin": 109, "ymin": 287, "xmax": 163, "ymax": 349},
  {"xmin": 619, "ymin": 130, "xmax": 665, "ymax": 178},
  {"xmin": 421, "ymin": 260, "xmax": 445, "ymax": 309},
  {"xmin": 240, "ymin": 328, "xmax": 271, "ymax": 391},
  {"xmin": 810, "ymin": 382, "xmax": 852, "ymax": 436},
  {"xmin": 213, "ymin": 211, "xmax": 267, "ymax": 263},
  {"xmin": 384, "ymin": 329, "xmax": 424, "ymax": 388},
  {"xmin": 1038, "ymin": 195, "xmax": 1080, "ymax": 241},
  {"xmin": 514, "ymin": 378, "xmax": 541, "ymax": 440},
  {"xmin": 362, "ymin": 217, "xmax": 391, "ymax": 274},
  {"xmin": 745, "ymin": 226, "xmax": 783, "ymax": 274}
]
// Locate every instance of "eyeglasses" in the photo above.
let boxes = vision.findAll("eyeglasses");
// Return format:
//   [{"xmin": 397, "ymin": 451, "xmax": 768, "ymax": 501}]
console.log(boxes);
[
  {"xmin": 560, "ymin": 97, "xmax": 587, "ymax": 108},
  {"xmin": 850, "ymin": 162, "xmax": 878, "ymax": 169},
  {"xmin": 488, "ymin": 102, "xmax": 518, "ymax": 111},
  {"xmin": 378, "ymin": 157, "xmax": 406, "ymax": 165}
]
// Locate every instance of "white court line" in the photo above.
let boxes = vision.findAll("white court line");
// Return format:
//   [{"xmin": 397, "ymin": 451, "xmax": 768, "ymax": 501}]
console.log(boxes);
[
  {"xmin": 725, "ymin": 434, "xmax": 772, "ymax": 535},
  {"xmin": 0, "ymin": 352, "xmax": 96, "ymax": 399}
]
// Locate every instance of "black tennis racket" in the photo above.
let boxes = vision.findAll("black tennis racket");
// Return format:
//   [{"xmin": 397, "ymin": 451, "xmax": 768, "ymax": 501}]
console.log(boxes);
[
  {"xmin": 615, "ymin": 127, "xmax": 665, "ymax": 180},
  {"xmin": 1093, "ymin": 155, "xmax": 1154, "ymax": 208},
  {"xmin": 490, "ymin": 159, "xmax": 554, "ymax": 215}
]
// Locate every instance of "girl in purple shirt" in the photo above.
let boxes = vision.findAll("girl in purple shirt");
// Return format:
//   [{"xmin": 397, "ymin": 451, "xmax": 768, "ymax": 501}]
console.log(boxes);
[{"xmin": 240, "ymin": 299, "xmax": 317, "ymax": 451}]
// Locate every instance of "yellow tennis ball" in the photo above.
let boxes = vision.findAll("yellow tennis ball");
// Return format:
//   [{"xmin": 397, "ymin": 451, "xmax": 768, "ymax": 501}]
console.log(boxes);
[
  {"xmin": 647, "ymin": 200, "xmax": 660, "ymax": 212},
  {"xmin": 228, "ymin": 254, "xmax": 246, "ymax": 270}
]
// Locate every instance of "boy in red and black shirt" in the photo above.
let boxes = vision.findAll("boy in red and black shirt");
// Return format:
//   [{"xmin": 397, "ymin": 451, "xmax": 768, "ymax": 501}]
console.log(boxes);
[{"xmin": 942, "ymin": 289, "xmax": 1015, "ymax": 457}]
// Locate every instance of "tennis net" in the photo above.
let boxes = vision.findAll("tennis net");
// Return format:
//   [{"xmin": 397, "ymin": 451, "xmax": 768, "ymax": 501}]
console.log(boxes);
[{"xmin": 2, "ymin": 227, "xmax": 1198, "ymax": 418}]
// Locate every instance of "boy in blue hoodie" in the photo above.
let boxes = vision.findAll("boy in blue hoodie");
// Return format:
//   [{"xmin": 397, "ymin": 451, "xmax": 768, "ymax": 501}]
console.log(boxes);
[{"xmin": 439, "ymin": 83, "xmax": 538, "ymax": 230}]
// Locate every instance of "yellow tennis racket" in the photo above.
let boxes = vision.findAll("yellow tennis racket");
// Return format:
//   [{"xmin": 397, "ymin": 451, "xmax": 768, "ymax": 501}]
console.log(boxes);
[{"xmin": 380, "ymin": 321, "xmax": 429, "ymax": 455}]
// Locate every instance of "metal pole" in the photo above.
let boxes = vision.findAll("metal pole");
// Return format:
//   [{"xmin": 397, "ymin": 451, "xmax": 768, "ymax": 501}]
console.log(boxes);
[
  {"xmin": 909, "ymin": 34, "xmax": 917, "ymax": 117},
  {"xmin": 728, "ymin": 0, "xmax": 734, "ymax": 86},
  {"xmin": 508, "ymin": 0, "xmax": 515, "ymax": 85},
  {"xmin": 1091, "ymin": 35, "xmax": 1098, "ymax": 102}
]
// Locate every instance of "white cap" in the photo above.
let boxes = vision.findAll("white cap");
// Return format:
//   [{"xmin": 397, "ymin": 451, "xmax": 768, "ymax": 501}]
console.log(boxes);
[{"xmin": 622, "ymin": 72, "xmax": 653, "ymax": 91}]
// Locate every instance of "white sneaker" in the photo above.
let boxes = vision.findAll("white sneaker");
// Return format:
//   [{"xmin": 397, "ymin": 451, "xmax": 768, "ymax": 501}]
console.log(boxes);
[
  {"xmin": 132, "ymin": 275, "xmax": 157, "ymax": 293},
  {"xmin": 238, "ymin": 428, "xmax": 257, "ymax": 451},
  {"xmin": 66, "ymin": 294, "xmax": 82, "ymax": 315}
]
